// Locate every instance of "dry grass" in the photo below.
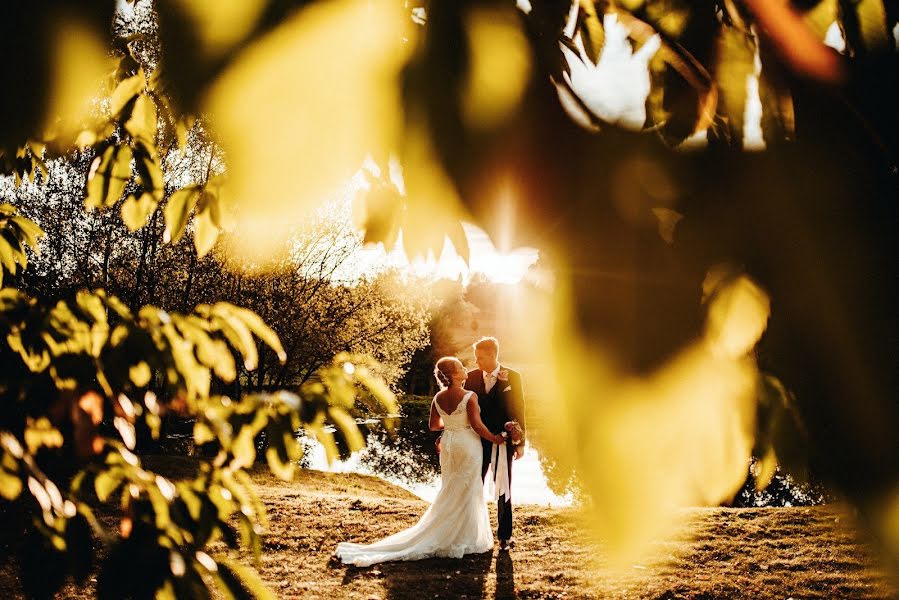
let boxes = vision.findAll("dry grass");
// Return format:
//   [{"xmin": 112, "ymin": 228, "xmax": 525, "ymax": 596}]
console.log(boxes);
[{"xmin": 1, "ymin": 456, "xmax": 896, "ymax": 599}]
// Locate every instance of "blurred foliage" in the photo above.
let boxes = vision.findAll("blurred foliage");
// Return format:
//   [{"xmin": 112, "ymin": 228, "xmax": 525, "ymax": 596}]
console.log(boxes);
[
  {"xmin": 0, "ymin": 253, "xmax": 396, "ymax": 597},
  {"xmin": 0, "ymin": 0, "xmax": 897, "ymax": 587}
]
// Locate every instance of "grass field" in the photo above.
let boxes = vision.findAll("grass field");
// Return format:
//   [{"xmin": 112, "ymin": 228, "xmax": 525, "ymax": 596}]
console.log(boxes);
[{"xmin": 1, "ymin": 456, "xmax": 896, "ymax": 599}]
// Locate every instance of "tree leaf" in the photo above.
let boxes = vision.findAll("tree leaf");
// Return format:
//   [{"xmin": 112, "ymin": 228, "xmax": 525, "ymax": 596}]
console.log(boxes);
[
  {"xmin": 849, "ymin": 0, "xmax": 891, "ymax": 53},
  {"xmin": 10, "ymin": 216, "xmax": 44, "ymax": 250},
  {"xmin": 209, "ymin": 305, "xmax": 258, "ymax": 370},
  {"xmin": 0, "ymin": 233, "xmax": 18, "ymax": 275},
  {"xmin": 229, "ymin": 306, "xmax": 286, "ymax": 363},
  {"xmin": 214, "ymin": 557, "xmax": 277, "ymax": 600},
  {"xmin": 327, "ymin": 407, "xmax": 365, "ymax": 453},
  {"xmin": 193, "ymin": 421, "xmax": 216, "ymax": 446},
  {"xmin": 94, "ymin": 468, "xmax": 125, "ymax": 502},
  {"xmin": 163, "ymin": 187, "xmax": 201, "ymax": 243},
  {"xmin": 85, "ymin": 145, "xmax": 133, "ymax": 209},
  {"xmin": 193, "ymin": 208, "xmax": 220, "ymax": 258},
  {"xmin": 109, "ymin": 71, "xmax": 145, "ymax": 118},
  {"xmin": 753, "ymin": 448, "xmax": 778, "ymax": 491},
  {"xmin": 652, "ymin": 207, "xmax": 684, "ymax": 244},
  {"xmin": 136, "ymin": 152, "xmax": 165, "ymax": 201},
  {"xmin": 715, "ymin": 27, "xmax": 756, "ymax": 147},
  {"xmin": 0, "ymin": 469, "xmax": 22, "ymax": 501},
  {"xmin": 121, "ymin": 193, "xmax": 158, "ymax": 231},
  {"xmin": 24, "ymin": 417, "xmax": 65, "ymax": 453},
  {"xmin": 125, "ymin": 93, "xmax": 158, "ymax": 147}
]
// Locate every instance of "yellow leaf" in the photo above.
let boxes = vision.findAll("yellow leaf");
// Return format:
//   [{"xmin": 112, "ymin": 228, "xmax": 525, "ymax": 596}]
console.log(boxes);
[
  {"xmin": 193, "ymin": 421, "xmax": 216, "ymax": 446},
  {"xmin": 125, "ymin": 93, "xmax": 158, "ymax": 147},
  {"xmin": 24, "ymin": 417, "xmax": 64, "ymax": 454},
  {"xmin": 129, "ymin": 361, "xmax": 152, "ymax": 387},
  {"xmin": 163, "ymin": 187, "xmax": 201, "ymax": 243},
  {"xmin": 328, "ymin": 407, "xmax": 365, "ymax": 453},
  {"xmin": 193, "ymin": 208, "xmax": 220, "ymax": 258},
  {"xmin": 0, "ymin": 470, "xmax": 22, "ymax": 501},
  {"xmin": 229, "ymin": 305, "xmax": 286, "ymax": 363},
  {"xmin": 854, "ymin": 0, "xmax": 890, "ymax": 52},
  {"xmin": 141, "ymin": 154, "xmax": 165, "ymax": 201},
  {"xmin": 399, "ymin": 124, "xmax": 469, "ymax": 260},
  {"xmin": 462, "ymin": 6, "xmax": 531, "ymax": 129},
  {"xmin": 44, "ymin": 15, "xmax": 112, "ymax": 136},
  {"xmin": 802, "ymin": 0, "xmax": 837, "ymax": 38},
  {"xmin": 110, "ymin": 71, "xmax": 146, "ymax": 118},
  {"xmin": 652, "ymin": 207, "xmax": 684, "ymax": 244},
  {"xmin": 121, "ymin": 193, "xmax": 158, "ymax": 231},
  {"xmin": 705, "ymin": 273, "xmax": 771, "ymax": 358},
  {"xmin": 85, "ymin": 145, "xmax": 133, "ymax": 209},
  {"xmin": 204, "ymin": 0, "xmax": 412, "ymax": 264},
  {"xmin": 753, "ymin": 448, "xmax": 778, "ymax": 491},
  {"xmin": 162, "ymin": 0, "xmax": 268, "ymax": 60},
  {"xmin": 715, "ymin": 27, "xmax": 756, "ymax": 146}
]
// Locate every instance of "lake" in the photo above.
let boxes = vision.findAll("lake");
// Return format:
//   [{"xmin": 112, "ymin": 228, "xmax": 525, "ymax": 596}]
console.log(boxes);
[{"xmin": 299, "ymin": 418, "xmax": 576, "ymax": 507}]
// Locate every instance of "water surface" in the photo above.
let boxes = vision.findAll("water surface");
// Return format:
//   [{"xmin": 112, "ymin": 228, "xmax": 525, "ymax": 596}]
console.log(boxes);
[{"xmin": 300, "ymin": 419, "xmax": 575, "ymax": 507}]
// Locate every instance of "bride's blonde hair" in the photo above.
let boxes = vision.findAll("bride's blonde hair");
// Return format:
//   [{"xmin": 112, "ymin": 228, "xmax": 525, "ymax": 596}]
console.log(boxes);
[{"xmin": 433, "ymin": 357, "xmax": 460, "ymax": 390}]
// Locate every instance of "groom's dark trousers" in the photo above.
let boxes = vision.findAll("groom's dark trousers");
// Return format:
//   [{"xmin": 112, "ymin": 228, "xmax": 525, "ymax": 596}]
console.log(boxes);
[{"xmin": 482, "ymin": 440, "xmax": 514, "ymax": 540}]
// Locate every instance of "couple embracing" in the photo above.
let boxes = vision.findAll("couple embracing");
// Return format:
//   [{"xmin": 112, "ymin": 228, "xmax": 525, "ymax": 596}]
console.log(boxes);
[{"xmin": 335, "ymin": 337, "xmax": 527, "ymax": 567}]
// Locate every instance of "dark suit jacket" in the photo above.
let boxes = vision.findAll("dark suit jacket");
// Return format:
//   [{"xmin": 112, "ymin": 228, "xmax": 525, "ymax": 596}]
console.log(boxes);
[{"xmin": 464, "ymin": 366, "xmax": 526, "ymax": 441}]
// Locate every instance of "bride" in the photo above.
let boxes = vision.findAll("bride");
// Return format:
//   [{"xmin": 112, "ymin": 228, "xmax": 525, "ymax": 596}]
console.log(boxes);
[{"xmin": 335, "ymin": 356, "xmax": 505, "ymax": 566}]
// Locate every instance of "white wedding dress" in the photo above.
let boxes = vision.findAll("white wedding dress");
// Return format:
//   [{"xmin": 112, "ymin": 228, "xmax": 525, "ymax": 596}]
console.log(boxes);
[{"xmin": 335, "ymin": 391, "xmax": 493, "ymax": 566}]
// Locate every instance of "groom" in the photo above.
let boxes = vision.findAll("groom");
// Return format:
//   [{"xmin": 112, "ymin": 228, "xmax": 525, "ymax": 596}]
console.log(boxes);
[{"xmin": 465, "ymin": 336, "xmax": 526, "ymax": 551}]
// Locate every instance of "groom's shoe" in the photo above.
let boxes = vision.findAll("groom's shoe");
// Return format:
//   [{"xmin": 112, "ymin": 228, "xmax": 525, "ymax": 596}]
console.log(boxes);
[{"xmin": 499, "ymin": 539, "xmax": 514, "ymax": 551}]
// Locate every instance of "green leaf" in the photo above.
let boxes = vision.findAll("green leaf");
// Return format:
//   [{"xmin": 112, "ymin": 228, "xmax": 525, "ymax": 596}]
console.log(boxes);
[
  {"xmin": 163, "ymin": 187, "xmax": 201, "ymax": 243},
  {"xmin": 125, "ymin": 93, "xmax": 158, "ymax": 147},
  {"xmin": 121, "ymin": 193, "xmax": 159, "ymax": 231},
  {"xmin": 110, "ymin": 71, "xmax": 145, "ymax": 117},
  {"xmin": 85, "ymin": 145, "xmax": 133, "ymax": 209}
]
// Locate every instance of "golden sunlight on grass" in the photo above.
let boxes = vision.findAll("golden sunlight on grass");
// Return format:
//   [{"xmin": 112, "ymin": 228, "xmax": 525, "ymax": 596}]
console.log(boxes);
[{"xmin": 13, "ymin": 457, "xmax": 894, "ymax": 600}]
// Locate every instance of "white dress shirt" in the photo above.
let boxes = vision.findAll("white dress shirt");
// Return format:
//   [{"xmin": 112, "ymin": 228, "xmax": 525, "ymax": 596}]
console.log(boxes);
[{"xmin": 484, "ymin": 365, "xmax": 501, "ymax": 393}]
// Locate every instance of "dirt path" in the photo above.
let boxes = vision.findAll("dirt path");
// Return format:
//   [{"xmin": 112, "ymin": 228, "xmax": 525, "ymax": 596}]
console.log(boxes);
[{"xmin": 2, "ymin": 457, "xmax": 897, "ymax": 599}]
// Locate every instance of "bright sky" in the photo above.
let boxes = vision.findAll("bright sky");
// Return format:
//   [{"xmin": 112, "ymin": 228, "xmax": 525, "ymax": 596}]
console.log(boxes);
[{"xmin": 363, "ymin": 223, "xmax": 539, "ymax": 285}]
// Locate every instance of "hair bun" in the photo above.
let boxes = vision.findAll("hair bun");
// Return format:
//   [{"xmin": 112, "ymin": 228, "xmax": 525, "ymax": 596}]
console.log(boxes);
[{"xmin": 433, "ymin": 356, "xmax": 458, "ymax": 389}]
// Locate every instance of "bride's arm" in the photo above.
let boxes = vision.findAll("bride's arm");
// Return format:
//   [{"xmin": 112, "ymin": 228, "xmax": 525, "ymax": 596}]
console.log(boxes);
[
  {"xmin": 467, "ymin": 395, "xmax": 505, "ymax": 444},
  {"xmin": 429, "ymin": 397, "xmax": 444, "ymax": 431}
]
